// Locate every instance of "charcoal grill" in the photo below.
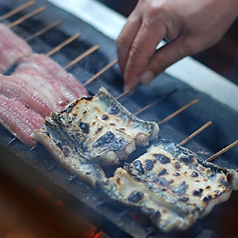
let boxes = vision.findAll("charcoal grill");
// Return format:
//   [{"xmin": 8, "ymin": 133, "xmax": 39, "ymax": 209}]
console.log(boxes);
[{"xmin": 0, "ymin": 0, "xmax": 238, "ymax": 237}]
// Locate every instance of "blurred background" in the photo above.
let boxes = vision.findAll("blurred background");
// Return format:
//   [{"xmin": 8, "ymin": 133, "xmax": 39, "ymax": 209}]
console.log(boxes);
[{"xmin": 98, "ymin": 0, "xmax": 238, "ymax": 85}]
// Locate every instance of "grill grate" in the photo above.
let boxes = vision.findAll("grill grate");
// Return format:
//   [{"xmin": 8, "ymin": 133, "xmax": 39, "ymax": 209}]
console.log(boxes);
[{"xmin": 0, "ymin": 0, "xmax": 238, "ymax": 238}]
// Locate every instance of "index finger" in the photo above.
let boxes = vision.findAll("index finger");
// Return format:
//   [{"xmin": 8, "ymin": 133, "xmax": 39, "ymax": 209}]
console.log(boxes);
[
  {"xmin": 123, "ymin": 21, "xmax": 167, "ymax": 90},
  {"xmin": 116, "ymin": 12, "xmax": 142, "ymax": 74}
]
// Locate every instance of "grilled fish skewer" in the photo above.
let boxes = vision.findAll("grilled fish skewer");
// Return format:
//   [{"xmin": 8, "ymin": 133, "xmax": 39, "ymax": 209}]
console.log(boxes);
[
  {"xmin": 98, "ymin": 139, "xmax": 238, "ymax": 233},
  {"xmin": 32, "ymin": 87, "xmax": 159, "ymax": 167},
  {"xmin": 32, "ymin": 118, "xmax": 106, "ymax": 187}
]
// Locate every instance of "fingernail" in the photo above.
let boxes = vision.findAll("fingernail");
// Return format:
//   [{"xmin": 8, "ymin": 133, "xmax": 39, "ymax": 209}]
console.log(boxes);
[
  {"xmin": 139, "ymin": 71, "xmax": 155, "ymax": 85},
  {"xmin": 123, "ymin": 85, "xmax": 130, "ymax": 93},
  {"xmin": 123, "ymin": 85, "xmax": 135, "ymax": 95}
]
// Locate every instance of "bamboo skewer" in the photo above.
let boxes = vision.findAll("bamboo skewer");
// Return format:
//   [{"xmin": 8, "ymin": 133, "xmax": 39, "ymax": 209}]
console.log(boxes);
[
  {"xmin": 158, "ymin": 99, "xmax": 199, "ymax": 125},
  {"xmin": 25, "ymin": 20, "xmax": 62, "ymax": 41},
  {"xmin": 179, "ymin": 121, "xmax": 212, "ymax": 146},
  {"xmin": 134, "ymin": 89, "xmax": 177, "ymax": 116},
  {"xmin": 0, "ymin": 0, "xmax": 35, "ymax": 22},
  {"xmin": 47, "ymin": 33, "xmax": 81, "ymax": 57},
  {"xmin": 64, "ymin": 45, "xmax": 99, "ymax": 70},
  {"xmin": 84, "ymin": 59, "xmax": 118, "ymax": 86},
  {"xmin": 206, "ymin": 140, "xmax": 238, "ymax": 162},
  {"xmin": 116, "ymin": 89, "xmax": 197, "ymax": 127},
  {"xmin": 131, "ymin": 93, "xmax": 211, "ymax": 146},
  {"xmin": 8, "ymin": 6, "xmax": 46, "ymax": 28},
  {"xmin": 134, "ymin": 99, "xmax": 162, "ymax": 117},
  {"xmin": 116, "ymin": 90, "xmax": 130, "ymax": 100}
]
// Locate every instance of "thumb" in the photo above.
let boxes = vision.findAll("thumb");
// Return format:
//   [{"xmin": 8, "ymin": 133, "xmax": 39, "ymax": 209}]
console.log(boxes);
[{"xmin": 139, "ymin": 38, "xmax": 189, "ymax": 85}]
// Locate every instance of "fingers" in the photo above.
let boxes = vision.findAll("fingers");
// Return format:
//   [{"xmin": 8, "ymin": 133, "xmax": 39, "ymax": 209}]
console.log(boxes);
[
  {"xmin": 139, "ymin": 37, "xmax": 188, "ymax": 85},
  {"xmin": 116, "ymin": 12, "xmax": 142, "ymax": 75},
  {"xmin": 117, "ymin": 20, "xmax": 167, "ymax": 91},
  {"xmin": 123, "ymin": 22, "xmax": 167, "ymax": 91},
  {"xmin": 116, "ymin": 0, "xmax": 238, "ymax": 91},
  {"xmin": 116, "ymin": 0, "xmax": 186, "ymax": 92}
]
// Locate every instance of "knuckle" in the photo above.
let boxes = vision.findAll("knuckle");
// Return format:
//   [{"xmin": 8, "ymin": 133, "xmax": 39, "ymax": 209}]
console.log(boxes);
[
  {"xmin": 146, "ymin": 2, "xmax": 166, "ymax": 20},
  {"xmin": 183, "ymin": 37, "xmax": 201, "ymax": 55},
  {"xmin": 130, "ymin": 43, "xmax": 151, "ymax": 62},
  {"xmin": 130, "ymin": 43, "xmax": 142, "ymax": 57},
  {"xmin": 153, "ymin": 56, "xmax": 168, "ymax": 73}
]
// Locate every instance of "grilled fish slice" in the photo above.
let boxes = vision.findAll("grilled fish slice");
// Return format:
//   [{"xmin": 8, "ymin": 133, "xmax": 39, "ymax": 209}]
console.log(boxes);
[
  {"xmin": 98, "ymin": 140, "xmax": 238, "ymax": 233},
  {"xmin": 32, "ymin": 117, "xmax": 106, "ymax": 187},
  {"xmin": 33, "ymin": 87, "xmax": 159, "ymax": 166}
]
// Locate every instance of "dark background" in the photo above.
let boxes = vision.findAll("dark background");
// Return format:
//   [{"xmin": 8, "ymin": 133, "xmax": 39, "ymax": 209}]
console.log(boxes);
[{"xmin": 98, "ymin": 0, "xmax": 238, "ymax": 85}]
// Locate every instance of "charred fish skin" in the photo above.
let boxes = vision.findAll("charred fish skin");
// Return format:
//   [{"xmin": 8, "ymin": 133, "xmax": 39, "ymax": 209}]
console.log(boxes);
[
  {"xmin": 97, "ymin": 168, "xmax": 196, "ymax": 233},
  {"xmin": 31, "ymin": 117, "xmax": 106, "ymax": 188},
  {"xmin": 95, "ymin": 87, "xmax": 159, "ymax": 145},
  {"xmin": 46, "ymin": 87, "xmax": 159, "ymax": 166},
  {"xmin": 98, "ymin": 140, "xmax": 238, "ymax": 233},
  {"xmin": 125, "ymin": 140, "xmax": 236, "ymax": 216}
]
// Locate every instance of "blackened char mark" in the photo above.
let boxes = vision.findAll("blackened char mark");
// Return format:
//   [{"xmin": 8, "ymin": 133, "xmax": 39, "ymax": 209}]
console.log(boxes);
[
  {"xmin": 154, "ymin": 154, "xmax": 170, "ymax": 164},
  {"xmin": 93, "ymin": 131, "xmax": 128, "ymax": 151},
  {"xmin": 158, "ymin": 178, "xmax": 173, "ymax": 187},
  {"xmin": 101, "ymin": 115, "xmax": 108, "ymax": 120},
  {"xmin": 158, "ymin": 168, "xmax": 168, "ymax": 177},
  {"xmin": 180, "ymin": 155, "xmax": 194, "ymax": 164},
  {"xmin": 172, "ymin": 181, "xmax": 188, "ymax": 196},
  {"xmin": 203, "ymin": 195, "xmax": 212, "ymax": 204},
  {"xmin": 96, "ymin": 126, "xmax": 103, "ymax": 134},
  {"xmin": 127, "ymin": 191, "xmax": 144, "ymax": 203},
  {"xmin": 94, "ymin": 131, "xmax": 115, "ymax": 147},
  {"xmin": 193, "ymin": 189, "xmax": 203, "ymax": 197},
  {"xmin": 191, "ymin": 171, "xmax": 199, "ymax": 177},
  {"xmin": 145, "ymin": 159, "xmax": 156, "ymax": 171},
  {"xmin": 62, "ymin": 101, "xmax": 77, "ymax": 113},
  {"xmin": 109, "ymin": 105, "xmax": 120, "ymax": 115},
  {"xmin": 132, "ymin": 160, "xmax": 144, "ymax": 174},
  {"xmin": 108, "ymin": 137, "xmax": 127, "ymax": 151},
  {"xmin": 78, "ymin": 122, "xmax": 89, "ymax": 134},
  {"xmin": 178, "ymin": 197, "xmax": 189, "ymax": 203}
]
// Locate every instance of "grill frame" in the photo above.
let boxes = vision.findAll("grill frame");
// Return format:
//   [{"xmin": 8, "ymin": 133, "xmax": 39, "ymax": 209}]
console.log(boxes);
[{"xmin": 0, "ymin": 0, "xmax": 238, "ymax": 237}]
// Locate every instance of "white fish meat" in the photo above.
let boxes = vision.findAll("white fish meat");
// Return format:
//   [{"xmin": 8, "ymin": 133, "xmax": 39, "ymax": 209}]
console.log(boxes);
[
  {"xmin": 32, "ymin": 87, "xmax": 159, "ymax": 166},
  {"xmin": 98, "ymin": 140, "xmax": 238, "ymax": 233}
]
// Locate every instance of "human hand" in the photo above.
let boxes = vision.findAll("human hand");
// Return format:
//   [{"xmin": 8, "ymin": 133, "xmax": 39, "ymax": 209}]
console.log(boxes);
[{"xmin": 116, "ymin": 0, "xmax": 238, "ymax": 92}]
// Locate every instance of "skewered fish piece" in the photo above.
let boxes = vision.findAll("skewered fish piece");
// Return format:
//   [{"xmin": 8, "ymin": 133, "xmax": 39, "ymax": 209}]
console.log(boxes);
[
  {"xmin": 98, "ymin": 140, "xmax": 238, "ymax": 233},
  {"xmin": 0, "ymin": 73, "xmax": 52, "ymax": 117},
  {"xmin": 0, "ymin": 23, "xmax": 32, "ymax": 73},
  {"xmin": 0, "ymin": 94, "xmax": 43, "ymax": 147},
  {"xmin": 12, "ymin": 53, "xmax": 89, "ymax": 112},
  {"xmin": 32, "ymin": 117, "xmax": 105, "ymax": 187},
  {"xmin": 32, "ymin": 87, "xmax": 159, "ymax": 166}
]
